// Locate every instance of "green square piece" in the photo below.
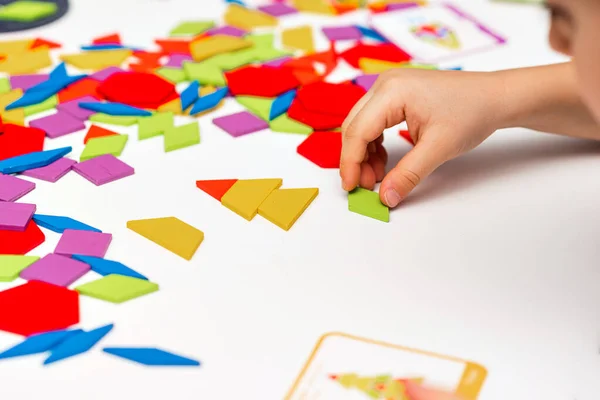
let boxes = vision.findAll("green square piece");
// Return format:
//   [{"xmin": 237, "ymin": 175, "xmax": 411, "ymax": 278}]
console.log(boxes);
[
  {"xmin": 0, "ymin": 255, "xmax": 39, "ymax": 282},
  {"xmin": 89, "ymin": 113, "xmax": 138, "ymax": 126},
  {"xmin": 0, "ymin": 77, "xmax": 11, "ymax": 95},
  {"xmin": 164, "ymin": 122, "xmax": 200, "ymax": 152},
  {"xmin": 348, "ymin": 187, "xmax": 389, "ymax": 223},
  {"xmin": 24, "ymin": 95, "xmax": 57, "ymax": 116},
  {"xmin": 138, "ymin": 111, "xmax": 174, "ymax": 140},
  {"xmin": 169, "ymin": 20, "xmax": 215, "ymax": 37},
  {"xmin": 80, "ymin": 134, "xmax": 128, "ymax": 161},
  {"xmin": 0, "ymin": 0, "xmax": 58, "ymax": 22},
  {"xmin": 156, "ymin": 67, "xmax": 187, "ymax": 84},
  {"xmin": 75, "ymin": 274, "xmax": 159, "ymax": 304}
]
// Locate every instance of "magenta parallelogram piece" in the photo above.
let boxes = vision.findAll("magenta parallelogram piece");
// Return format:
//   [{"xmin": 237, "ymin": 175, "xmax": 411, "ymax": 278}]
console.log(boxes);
[
  {"xmin": 20, "ymin": 158, "xmax": 77, "ymax": 183},
  {"xmin": 56, "ymin": 95, "xmax": 100, "ymax": 120},
  {"xmin": 213, "ymin": 111, "xmax": 269, "ymax": 137},
  {"xmin": 258, "ymin": 3, "xmax": 298, "ymax": 17},
  {"xmin": 0, "ymin": 202, "xmax": 36, "ymax": 231},
  {"xmin": 90, "ymin": 67, "xmax": 124, "ymax": 81},
  {"xmin": 29, "ymin": 111, "xmax": 86, "ymax": 139},
  {"xmin": 9, "ymin": 74, "xmax": 49, "ymax": 91},
  {"xmin": 20, "ymin": 253, "xmax": 90, "ymax": 287},
  {"xmin": 205, "ymin": 25, "xmax": 247, "ymax": 37},
  {"xmin": 322, "ymin": 26, "xmax": 362, "ymax": 41},
  {"xmin": 54, "ymin": 229, "xmax": 112, "ymax": 258},
  {"xmin": 72, "ymin": 154, "xmax": 134, "ymax": 186},
  {"xmin": 0, "ymin": 174, "xmax": 35, "ymax": 202}
]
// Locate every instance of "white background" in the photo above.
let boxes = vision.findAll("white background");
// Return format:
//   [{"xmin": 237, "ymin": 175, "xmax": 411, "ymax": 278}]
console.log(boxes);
[{"xmin": 1, "ymin": 1, "xmax": 599, "ymax": 399}]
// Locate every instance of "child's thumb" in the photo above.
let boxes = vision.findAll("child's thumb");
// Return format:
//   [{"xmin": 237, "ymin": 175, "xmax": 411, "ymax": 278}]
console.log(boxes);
[{"xmin": 379, "ymin": 141, "xmax": 449, "ymax": 207}]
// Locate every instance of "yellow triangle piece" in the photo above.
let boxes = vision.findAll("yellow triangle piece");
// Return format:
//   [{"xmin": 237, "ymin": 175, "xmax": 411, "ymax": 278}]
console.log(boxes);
[
  {"xmin": 221, "ymin": 179, "xmax": 283, "ymax": 221},
  {"xmin": 0, "ymin": 48, "xmax": 51, "ymax": 74},
  {"xmin": 157, "ymin": 98, "xmax": 190, "ymax": 116},
  {"xmin": 0, "ymin": 39, "xmax": 33, "ymax": 56},
  {"xmin": 60, "ymin": 49, "xmax": 132, "ymax": 71},
  {"xmin": 0, "ymin": 89, "xmax": 25, "ymax": 125},
  {"xmin": 291, "ymin": 0, "xmax": 336, "ymax": 15},
  {"xmin": 224, "ymin": 4, "xmax": 278, "ymax": 30},
  {"xmin": 127, "ymin": 217, "xmax": 204, "ymax": 261},
  {"xmin": 258, "ymin": 188, "xmax": 319, "ymax": 231},
  {"xmin": 282, "ymin": 26, "xmax": 315, "ymax": 54},
  {"xmin": 190, "ymin": 35, "xmax": 252, "ymax": 62}
]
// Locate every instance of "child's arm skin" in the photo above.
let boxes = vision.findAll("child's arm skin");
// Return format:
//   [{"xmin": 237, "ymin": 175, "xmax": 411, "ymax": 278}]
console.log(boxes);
[{"xmin": 340, "ymin": 62, "xmax": 599, "ymax": 208}]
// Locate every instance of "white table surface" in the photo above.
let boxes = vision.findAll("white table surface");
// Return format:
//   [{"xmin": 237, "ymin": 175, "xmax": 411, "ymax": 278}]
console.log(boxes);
[{"xmin": 1, "ymin": 1, "xmax": 599, "ymax": 399}]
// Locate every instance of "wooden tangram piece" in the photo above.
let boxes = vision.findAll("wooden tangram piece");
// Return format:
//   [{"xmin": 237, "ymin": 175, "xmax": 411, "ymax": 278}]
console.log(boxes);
[
  {"xmin": 60, "ymin": 49, "xmax": 132, "ymax": 71},
  {"xmin": 0, "ymin": 39, "xmax": 34, "ymax": 56},
  {"xmin": 297, "ymin": 131, "xmax": 342, "ymax": 168},
  {"xmin": 155, "ymin": 39, "xmax": 191, "ymax": 55},
  {"xmin": 224, "ymin": 4, "xmax": 277, "ymax": 30},
  {"xmin": 196, "ymin": 179, "xmax": 238, "ymax": 202},
  {"xmin": 127, "ymin": 217, "xmax": 204, "ymax": 261},
  {"xmin": 288, "ymin": 99, "xmax": 345, "ymax": 131},
  {"xmin": 295, "ymin": 81, "xmax": 366, "ymax": 118},
  {"xmin": 340, "ymin": 43, "xmax": 412, "ymax": 69},
  {"xmin": 282, "ymin": 26, "xmax": 315, "ymax": 54},
  {"xmin": 258, "ymin": 188, "xmax": 319, "ymax": 231},
  {"xmin": 0, "ymin": 123, "xmax": 45, "ymax": 161},
  {"xmin": 0, "ymin": 90, "xmax": 25, "ymax": 125},
  {"xmin": 221, "ymin": 179, "xmax": 283, "ymax": 221},
  {"xmin": 291, "ymin": 0, "xmax": 336, "ymax": 14},
  {"xmin": 97, "ymin": 71, "xmax": 177, "ymax": 109},
  {"xmin": 0, "ymin": 48, "xmax": 51, "ymax": 74},
  {"xmin": 225, "ymin": 66, "xmax": 300, "ymax": 97},
  {"xmin": 93, "ymin": 33, "xmax": 122, "ymax": 45},
  {"xmin": 58, "ymin": 78, "xmax": 102, "ymax": 103},
  {"xmin": 30, "ymin": 38, "xmax": 61, "ymax": 50},
  {"xmin": 359, "ymin": 58, "xmax": 435, "ymax": 74},
  {"xmin": 189, "ymin": 35, "xmax": 252, "ymax": 62}
]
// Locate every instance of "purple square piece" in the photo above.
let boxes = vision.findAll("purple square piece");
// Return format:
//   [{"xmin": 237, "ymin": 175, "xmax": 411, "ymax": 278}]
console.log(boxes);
[
  {"xmin": 0, "ymin": 174, "xmax": 35, "ymax": 202},
  {"xmin": 322, "ymin": 26, "xmax": 362, "ymax": 41},
  {"xmin": 55, "ymin": 229, "xmax": 112, "ymax": 258},
  {"xmin": 56, "ymin": 95, "xmax": 99, "ymax": 120},
  {"xmin": 90, "ymin": 67, "xmax": 124, "ymax": 81},
  {"xmin": 29, "ymin": 111, "xmax": 86, "ymax": 139},
  {"xmin": 165, "ymin": 54, "xmax": 192, "ymax": 68},
  {"xmin": 0, "ymin": 202, "xmax": 36, "ymax": 231},
  {"xmin": 73, "ymin": 154, "xmax": 134, "ymax": 186},
  {"xmin": 354, "ymin": 74, "xmax": 379, "ymax": 91},
  {"xmin": 20, "ymin": 253, "xmax": 90, "ymax": 287},
  {"xmin": 20, "ymin": 158, "xmax": 76, "ymax": 183},
  {"xmin": 206, "ymin": 25, "xmax": 247, "ymax": 37},
  {"xmin": 213, "ymin": 111, "xmax": 269, "ymax": 137},
  {"xmin": 9, "ymin": 74, "xmax": 49, "ymax": 91},
  {"xmin": 258, "ymin": 3, "xmax": 298, "ymax": 17},
  {"xmin": 263, "ymin": 56, "xmax": 292, "ymax": 67}
]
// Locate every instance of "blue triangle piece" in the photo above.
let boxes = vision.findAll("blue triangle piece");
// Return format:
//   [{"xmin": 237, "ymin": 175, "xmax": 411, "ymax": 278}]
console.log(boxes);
[
  {"xmin": 49, "ymin": 62, "xmax": 68, "ymax": 80},
  {"xmin": 189, "ymin": 87, "xmax": 228, "ymax": 115},
  {"xmin": 0, "ymin": 329, "xmax": 80, "ymax": 361},
  {"xmin": 269, "ymin": 89, "xmax": 296, "ymax": 120},
  {"xmin": 44, "ymin": 324, "xmax": 114, "ymax": 365},
  {"xmin": 356, "ymin": 25, "xmax": 387, "ymax": 43},
  {"xmin": 0, "ymin": 147, "xmax": 72, "ymax": 174},
  {"xmin": 32, "ymin": 214, "xmax": 102, "ymax": 234},
  {"xmin": 79, "ymin": 102, "xmax": 152, "ymax": 117},
  {"xmin": 72, "ymin": 255, "xmax": 148, "ymax": 280},
  {"xmin": 103, "ymin": 347, "xmax": 200, "ymax": 366},
  {"xmin": 180, "ymin": 81, "xmax": 200, "ymax": 111}
]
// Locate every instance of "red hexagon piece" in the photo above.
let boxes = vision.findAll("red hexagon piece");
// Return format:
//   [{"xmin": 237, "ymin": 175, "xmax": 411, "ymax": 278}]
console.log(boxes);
[
  {"xmin": 340, "ymin": 43, "xmax": 412, "ymax": 68},
  {"xmin": 97, "ymin": 71, "xmax": 177, "ymax": 109},
  {"xmin": 0, "ymin": 124, "xmax": 45, "ymax": 161},
  {"xmin": 288, "ymin": 99, "xmax": 345, "ymax": 131},
  {"xmin": 225, "ymin": 66, "xmax": 300, "ymax": 97},
  {"xmin": 297, "ymin": 131, "xmax": 342, "ymax": 169},
  {"xmin": 295, "ymin": 81, "xmax": 366, "ymax": 118},
  {"xmin": 0, "ymin": 220, "xmax": 45, "ymax": 255},
  {"xmin": 0, "ymin": 281, "xmax": 79, "ymax": 336}
]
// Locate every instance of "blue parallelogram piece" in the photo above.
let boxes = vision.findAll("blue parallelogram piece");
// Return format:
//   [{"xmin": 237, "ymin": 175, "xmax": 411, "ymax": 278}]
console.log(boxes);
[
  {"xmin": 44, "ymin": 324, "xmax": 114, "ymax": 365},
  {"xmin": 0, "ymin": 329, "xmax": 81, "ymax": 361},
  {"xmin": 103, "ymin": 347, "xmax": 201, "ymax": 366},
  {"xmin": 356, "ymin": 25, "xmax": 388, "ymax": 43},
  {"xmin": 32, "ymin": 214, "xmax": 102, "ymax": 234},
  {"xmin": 72, "ymin": 255, "xmax": 148, "ymax": 281},
  {"xmin": 79, "ymin": 102, "xmax": 152, "ymax": 117},
  {"xmin": 180, "ymin": 81, "xmax": 200, "ymax": 111},
  {"xmin": 0, "ymin": 147, "xmax": 72, "ymax": 174},
  {"xmin": 189, "ymin": 87, "xmax": 228, "ymax": 115},
  {"xmin": 269, "ymin": 89, "xmax": 296, "ymax": 120}
]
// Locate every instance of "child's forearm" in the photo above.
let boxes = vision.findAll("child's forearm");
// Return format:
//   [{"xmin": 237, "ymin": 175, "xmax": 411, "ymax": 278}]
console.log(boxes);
[{"xmin": 495, "ymin": 62, "xmax": 600, "ymax": 139}]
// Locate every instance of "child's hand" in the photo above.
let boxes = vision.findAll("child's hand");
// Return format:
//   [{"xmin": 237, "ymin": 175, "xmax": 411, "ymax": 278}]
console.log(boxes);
[
  {"xmin": 404, "ymin": 381, "xmax": 463, "ymax": 400},
  {"xmin": 341, "ymin": 69, "xmax": 505, "ymax": 207}
]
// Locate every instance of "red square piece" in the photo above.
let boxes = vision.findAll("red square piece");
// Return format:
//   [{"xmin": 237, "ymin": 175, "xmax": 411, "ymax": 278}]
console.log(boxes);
[
  {"xmin": 297, "ymin": 131, "xmax": 342, "ymax": 169},
  {"xmin": 0, "ymin": 124, "xmax": 45, "ymax": 161},
  {"xmin": 340, "ymin": 43, "xmax": 412, "ymax": 68},
  {"xmin": 225, "ymin": 66, "xmax": 301, "ymax": 97}
]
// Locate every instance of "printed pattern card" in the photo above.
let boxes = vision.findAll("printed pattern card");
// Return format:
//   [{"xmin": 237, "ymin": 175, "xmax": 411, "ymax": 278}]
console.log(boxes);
[
  {"xmin": 286, "ymin": 332, "xmax": 487, "ymax": 400},
  {"xmin": 370, "ymin": 3, "xmax": 506, "ymax": 64}
]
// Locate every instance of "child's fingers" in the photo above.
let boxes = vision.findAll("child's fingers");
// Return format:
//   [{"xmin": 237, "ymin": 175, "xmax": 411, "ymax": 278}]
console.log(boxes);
[
  {"xmin": 342, "ymin": 89, "xmax": 374, "ymax": 133},
  {"xmin": 404, "ymin": 381, "xmax": 463, "ymax": 400}
]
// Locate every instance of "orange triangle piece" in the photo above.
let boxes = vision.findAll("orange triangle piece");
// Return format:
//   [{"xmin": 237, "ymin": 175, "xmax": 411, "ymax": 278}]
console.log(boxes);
[
  {"xmin": 93, "ymin": 33, "xmax": 122, "ymax": 45},
  {"xmin": 30, "ymin": 38, "xmax": 62, "ymax": 50},
  {"xmin": 84, "ymin": 125, "xmax": 119, "ymax": 144},
  {"xmin": 196, "ymin": 179, "xmax": 238, "ymax": 201}
]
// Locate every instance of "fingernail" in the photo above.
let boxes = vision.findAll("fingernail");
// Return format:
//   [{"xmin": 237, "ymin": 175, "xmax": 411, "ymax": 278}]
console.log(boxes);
[{"xmin": 384, "ymin": 189, "xmax": 402, "ymax": 207}]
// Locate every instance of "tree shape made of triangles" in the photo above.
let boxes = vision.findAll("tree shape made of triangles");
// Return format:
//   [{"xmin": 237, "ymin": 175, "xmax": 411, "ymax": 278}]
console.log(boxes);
[{"xmin": 329, "ymin": 373, "xmax": 424, "ymax": 400}]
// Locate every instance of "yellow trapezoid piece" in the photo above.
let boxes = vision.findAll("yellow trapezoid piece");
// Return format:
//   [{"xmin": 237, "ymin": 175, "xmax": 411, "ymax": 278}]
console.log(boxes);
[
  {"xmin": 224, "ymin": 4, "xmax": 278, "ymax": 30},
  {"xmin": 0, "ymin": 48, "xmax": 51, "ymax": 74},
  {"xmin": 221, "ymin": 178, "xmax": 283, "ymax": 221},
  {"xmin": 282, "ymin": 26, "xmax": 315, "ymax": 54},
  {"xmin": 190, "ymin": 35, "xmax": 252, "ymax": 62},
  {"xmin": 258, "ymin": 188, "xmax": 319, "ymax": 231},
  {"xmin": 60, "ymin": 49, "xmax": 132, "ymax": 71}
]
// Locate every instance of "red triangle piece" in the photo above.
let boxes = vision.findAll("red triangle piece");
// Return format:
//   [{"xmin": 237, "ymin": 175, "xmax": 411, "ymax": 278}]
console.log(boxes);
[
  {"xmin": 84, "ymin": 125, "xmax": 119, "ymax": 144},
  {"xmin": 340, "ymin": 43, "xmax": 412, "ymax": 68},
  {"xmin": 225, "ymin": 66, "xmax": 301, "ymax": 97},
  {"xmin": 132, "ymin": 50, "xmax": 165, "ymax": 64},
  {"xmin": 297, "ymin": 131, "xmax": 342, "ymax": 169},
  {"xmin": 0, "ymin": 124, "xmax": 45, "ymax": 161},
  {"xmin": 97, "ymin": 71, "xmax": 176, "ymax": 109},
  {"xmin": 30, "ymin": 38, "xmax": 62, "ymax": 50},
  {"xmin": 57, "ymin": 78, "xmax": 103, "ymax": 103},
  {"xmin": 288, "ymin": 99, "xmax": 345, "ymax": 131},
  {"xmin": 0, "ymin": 220, "xmax": 45, "ymax": 255},
  {"xmin": 196, "ymin": 179, "xmax": 238, "ymax": 201},
  {"xmin": 92, "ymin": 33, "xmax": 122, "ymax": 45},
  {"xmin": 295, "ymin": 81, "xmax": 366, "ymax": 118},
  {"xmin": 155, "ymin": 39, "xmax": 192, "ymax": 55},
  {"xmin": 399, "ymin": 129, "xmax": 414, "ymax": 145}
]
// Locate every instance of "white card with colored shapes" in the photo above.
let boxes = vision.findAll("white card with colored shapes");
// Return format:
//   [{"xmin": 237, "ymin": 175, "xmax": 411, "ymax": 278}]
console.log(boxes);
[
  {"xmin": 286, "ymin": 332, "xmax": 487, "ymax": 400},
  {"xmin": 370, "ymin": 4, "xmax": 506, "ymax": 64}
]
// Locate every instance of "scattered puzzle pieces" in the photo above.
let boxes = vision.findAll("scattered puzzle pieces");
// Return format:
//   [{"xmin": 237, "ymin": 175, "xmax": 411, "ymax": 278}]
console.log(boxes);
[
  {"xmin": 127, "ymin": 217, "xmax": 204, "ymax": 260},
  {"xmin": 44, "ymin": 324, "xmax": 113, "ymax": 365},
  {"xmin": 258, "ymin": 188, "xmax": 319, "ymax": 230},
  {"xmin": 103, "ymin": 347, "xmax": 200, "ymax": 366},
  {"xmin": 348, "ymin": 187, "xmax": 390, "ymax": 222}
]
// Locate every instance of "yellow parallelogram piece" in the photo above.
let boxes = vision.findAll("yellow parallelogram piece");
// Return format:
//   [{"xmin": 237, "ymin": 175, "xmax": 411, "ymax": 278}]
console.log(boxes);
[
  {"xmin": 224, "ymin": 4, "xmax": 278, "ymax": 30},
  {"xmin": 0, "ymin": 39, "xmax": 33, "ymax": 56},
  {"xmin": 60, "ymin": 49, "xmax": 132, "ymax": 71},
  {"xmin": 190, "ymin": 35, "xmax": 252, "ymax": 62},
  {"xmin": 0, "ymin": 89, "xmax": 25, "ymax": 125},
  {"xmin": 221, "ymin": 178, "xmax": 283, "ymax": 221},
  {"xmin": 0, "ymin": 48, "xmax": 51, "ymax": 74},
  {"xmin": 291, "ymin": 0, "xmax": 336, "ymax": 15},
  {"xmin": 358, "ymin": 58, "xmax": 436, "ymax": 74},
  {"xmin": 282, "ymin": 26, "xmax": 315, "ymax": 54},
  {"xmin": 127, "ymin": 217, "xmax": 204, "ymax": 261},
  {"xmin": 258, "ymin": 188, "xmax": 319, "ymax": 231}
]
